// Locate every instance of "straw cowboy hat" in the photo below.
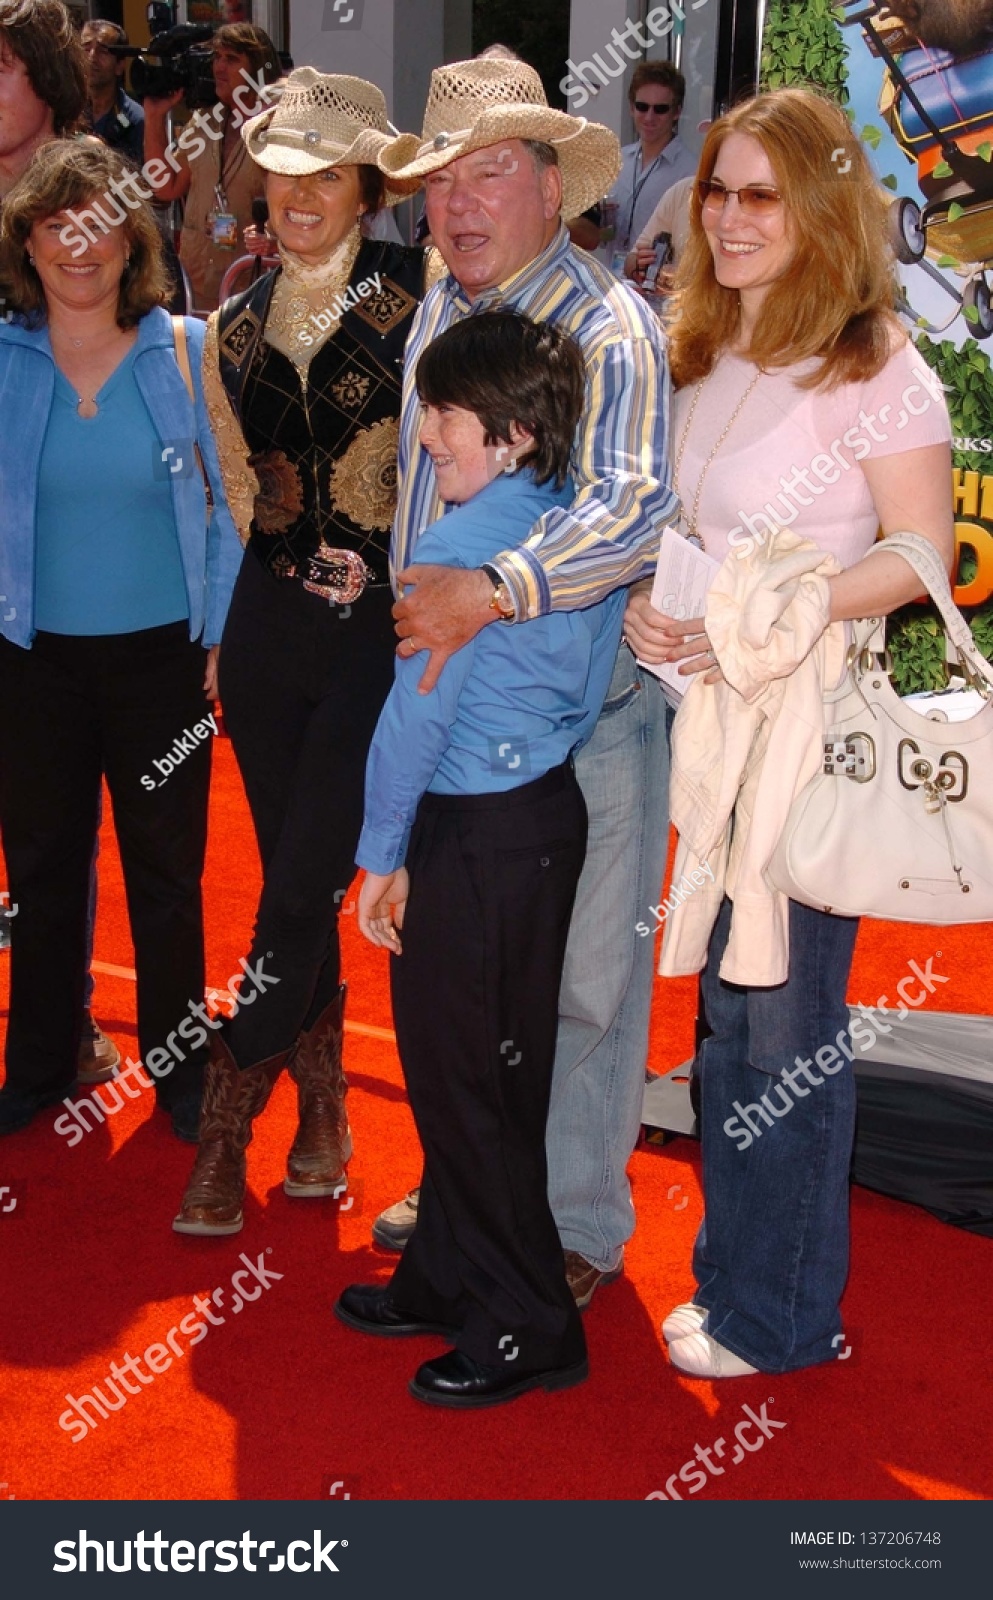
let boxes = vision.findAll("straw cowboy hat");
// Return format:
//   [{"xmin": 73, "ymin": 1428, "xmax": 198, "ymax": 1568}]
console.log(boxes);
[
  {"xmin": 377, "ymin": 58, "xmax": 621, "ymax": 220},
  {"xmin": 243, "ymin": 67, "xmax": 420, "ymax": 204}
]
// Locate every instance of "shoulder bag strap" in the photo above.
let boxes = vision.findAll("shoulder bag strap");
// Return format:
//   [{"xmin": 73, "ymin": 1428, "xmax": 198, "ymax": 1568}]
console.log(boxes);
[
  {"xmin": 867, "ymin": 530, "xmax": 993, "ymax": 693},
  {"xmin": 171, "ymin": 314, "xmax": 212, "ymax": 509}
]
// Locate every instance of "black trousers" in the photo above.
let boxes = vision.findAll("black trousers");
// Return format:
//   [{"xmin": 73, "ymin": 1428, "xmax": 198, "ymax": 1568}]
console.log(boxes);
[
  {"xmin": 389, "ymin": 763, "xmax": 589, "ymax": 1374},
  {"xmin": 0, "ymin": 623, "xmax": 212, "ymax": 1107},
  {"xmin": 219, "ymin": 551, "xmax": 397, "ymax": 1067}
]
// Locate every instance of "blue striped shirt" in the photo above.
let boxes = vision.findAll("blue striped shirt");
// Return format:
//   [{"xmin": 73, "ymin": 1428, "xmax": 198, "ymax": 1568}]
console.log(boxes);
[{"xmin": 392, "ymin": 224, "xmax": 678, "ymax": 620}]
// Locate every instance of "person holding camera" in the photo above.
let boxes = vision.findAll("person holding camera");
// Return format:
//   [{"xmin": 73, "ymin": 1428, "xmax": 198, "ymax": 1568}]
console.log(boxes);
[
  {"xmin": 142, "ymin": 21, "xmax": 279, "ymax": 312},
  {"xmin": 80, "ymin": 19, "xmax": 144, "ymax": 168}
]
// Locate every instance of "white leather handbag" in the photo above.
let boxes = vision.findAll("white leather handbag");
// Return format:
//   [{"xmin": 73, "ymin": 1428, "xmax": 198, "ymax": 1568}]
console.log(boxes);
[{"xmin": 767, "ymin": 531, "xmax": 993, "ymax": 923}]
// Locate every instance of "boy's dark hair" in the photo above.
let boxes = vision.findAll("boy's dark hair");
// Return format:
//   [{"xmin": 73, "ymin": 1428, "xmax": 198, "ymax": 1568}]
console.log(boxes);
[
  {"xmin": 0, "ymin": 0, "xmax": 86, "ymax": 136},
  {"xmin": 415, "ymin": 311, "xmax": 585, "ymax": 489}
]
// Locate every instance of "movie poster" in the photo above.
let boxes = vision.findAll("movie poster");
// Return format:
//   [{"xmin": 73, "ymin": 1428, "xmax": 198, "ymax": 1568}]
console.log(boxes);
[{"xmin": 763, "ymin": 0, "xmax": 993, "ymax": 687}]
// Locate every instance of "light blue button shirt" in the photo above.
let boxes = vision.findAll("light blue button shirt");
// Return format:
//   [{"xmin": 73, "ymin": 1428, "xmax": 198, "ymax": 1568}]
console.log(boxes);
[{"xmin": 358, "ymin": 469, "xmax": 626, "ymax": 875}]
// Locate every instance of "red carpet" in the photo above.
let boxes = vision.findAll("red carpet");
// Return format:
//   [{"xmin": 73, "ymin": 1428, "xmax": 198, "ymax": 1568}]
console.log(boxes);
[{"xmin": 0, "ymin": 741, "xmax": 990, "ymax": 1503}]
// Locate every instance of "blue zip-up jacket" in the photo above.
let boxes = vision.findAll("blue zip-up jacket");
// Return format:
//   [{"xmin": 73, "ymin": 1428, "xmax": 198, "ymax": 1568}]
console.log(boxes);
[{"xmin": 0, "ymin": 306, "xmax": 243, "ymax": 649}]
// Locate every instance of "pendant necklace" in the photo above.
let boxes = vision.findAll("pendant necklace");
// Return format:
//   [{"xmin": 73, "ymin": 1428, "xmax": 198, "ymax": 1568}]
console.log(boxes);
[{"xmin": 673, "ymin": 358, "xmax": 762, "ymax": 542}]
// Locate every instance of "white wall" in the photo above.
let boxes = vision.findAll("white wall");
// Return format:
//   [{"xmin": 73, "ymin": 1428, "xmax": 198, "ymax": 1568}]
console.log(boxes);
[{"xmin": 285, "ymin": 0, "xmax": 468, "ymax": 131}]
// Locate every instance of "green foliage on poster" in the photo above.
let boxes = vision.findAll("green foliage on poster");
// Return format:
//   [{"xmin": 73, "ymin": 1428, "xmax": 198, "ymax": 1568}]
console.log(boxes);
[
  {"xmin": 760, "ymin": 0, "xmax": 850, "ymax": 104},
  {"xmin": 762, "ymin": 3, "xmax": 993, "ymax": 691},
  {"xmin": 885, "ymin": 335, "xmax": 993, "ymax": 693}
]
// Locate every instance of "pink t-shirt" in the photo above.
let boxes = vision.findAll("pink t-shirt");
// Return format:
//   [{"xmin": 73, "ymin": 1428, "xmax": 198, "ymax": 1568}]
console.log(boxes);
[{"xmin": 672, "ymin": 338, "xmax": 952, "ymax": 569}]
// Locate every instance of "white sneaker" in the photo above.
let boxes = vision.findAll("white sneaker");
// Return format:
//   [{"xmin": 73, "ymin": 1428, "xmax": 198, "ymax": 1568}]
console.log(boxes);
[
  {"xmin": 661, "ymin": 1301, "xmax": 708, "ymax": 1343},
  {"xmin": 668, "ymin": 1329, "xmax": 759, "ymax": 1378},
  {"xmin": 371, "ymin": 1186, "xmax": 419, "ymax": 1251}
]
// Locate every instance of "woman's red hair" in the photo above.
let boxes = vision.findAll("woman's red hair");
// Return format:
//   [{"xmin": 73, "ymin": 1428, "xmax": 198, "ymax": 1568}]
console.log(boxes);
[{"xmin": 668, "ymin": 88, "xmax": 902, "ymax": 392}]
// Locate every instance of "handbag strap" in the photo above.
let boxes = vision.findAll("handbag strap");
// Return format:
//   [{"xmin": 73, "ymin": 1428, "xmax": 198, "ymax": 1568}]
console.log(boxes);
[
  {"xmin": 171, "ymin": 313, "xmax": 195, "ymax": 405},
  {"xmin": 862, "ymin": 530, "xmax": 993, "ymax": 694},
  {"xmin": 171, "ymin": 315, "xmax": 212, "ymax": 508}
]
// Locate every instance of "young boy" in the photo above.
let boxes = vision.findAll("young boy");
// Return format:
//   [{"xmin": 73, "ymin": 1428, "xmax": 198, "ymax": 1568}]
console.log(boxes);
[{"xmin": 334, "ymin": 312, "xmax": 627, "ymax": 1408}]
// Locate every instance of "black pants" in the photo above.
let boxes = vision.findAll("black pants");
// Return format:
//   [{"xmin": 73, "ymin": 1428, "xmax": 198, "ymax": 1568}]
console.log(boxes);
[
  {"xmin": 0, "ymin": 623, "xmax": 212, "ymax": 1107},
  {"xmin": 389, "ymin": 763, "xmax": 589, "ymax": 1375},
  {"xmin": 219, "ymin": 551, "xmax": 397, "ymax": 1067}
]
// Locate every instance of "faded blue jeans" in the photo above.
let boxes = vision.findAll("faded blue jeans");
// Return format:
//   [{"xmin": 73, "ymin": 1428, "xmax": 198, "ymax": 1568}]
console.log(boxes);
[
  {"xmin": 692, "ymin": 895, "xmax": 859, "ymax": 1372},
  {"xmin": 547, "ymin": 644, "xmax": 672, "ymax": 1273}
]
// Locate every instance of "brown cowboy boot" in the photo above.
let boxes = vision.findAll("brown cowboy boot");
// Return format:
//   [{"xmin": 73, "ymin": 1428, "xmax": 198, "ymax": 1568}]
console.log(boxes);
[
  {"xmin": 284, "ymin": 984, "xmax": 352, "ymax": 1198},
  {"xmin": 172, "ymin": 1030, "xmax": 288, "ymax": 1237}
]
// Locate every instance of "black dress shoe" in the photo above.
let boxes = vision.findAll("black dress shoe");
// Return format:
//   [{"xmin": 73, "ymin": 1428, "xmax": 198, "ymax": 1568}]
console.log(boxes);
[
  {"xmin": 409, "ymin": 1347, "xmax": 589, "ymax": 1409},
  {"xmin": 0, "ymin": 1082, "xmax": 77, "ymax": 1136},
  {"xmin": 334, "ymin": 1283, "xmax": 459, "ymax": 1338}
]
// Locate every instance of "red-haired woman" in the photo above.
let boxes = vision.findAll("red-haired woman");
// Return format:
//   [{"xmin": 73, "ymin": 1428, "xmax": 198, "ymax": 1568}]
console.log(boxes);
[{"xmin": 625, "ymin": 88, "xmax": 954, "ymax": 1376}]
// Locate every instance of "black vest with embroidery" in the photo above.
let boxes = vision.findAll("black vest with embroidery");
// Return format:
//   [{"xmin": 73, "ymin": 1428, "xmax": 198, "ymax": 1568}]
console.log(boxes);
[{"xmin": 216, "ymin": 237, "xmax": 425, "ymax": 595}]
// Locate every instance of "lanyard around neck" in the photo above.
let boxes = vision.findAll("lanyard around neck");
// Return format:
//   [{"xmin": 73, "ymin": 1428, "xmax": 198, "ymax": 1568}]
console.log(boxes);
[{"xmin": 625, "ymin": 147, "xmax": 665, "ymax": 245}]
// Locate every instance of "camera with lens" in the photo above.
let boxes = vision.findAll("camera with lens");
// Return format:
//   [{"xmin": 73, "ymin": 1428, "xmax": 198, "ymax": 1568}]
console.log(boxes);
[{"xmin": 120, "ymin": 4, "xmax": 218, "ymax": 109}]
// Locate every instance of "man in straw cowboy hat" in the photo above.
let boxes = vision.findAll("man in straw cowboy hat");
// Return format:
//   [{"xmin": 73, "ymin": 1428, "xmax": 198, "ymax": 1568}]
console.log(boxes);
[{"xmin": 338, "ymin": 57, "xmax": 679, "ymax": 1374}]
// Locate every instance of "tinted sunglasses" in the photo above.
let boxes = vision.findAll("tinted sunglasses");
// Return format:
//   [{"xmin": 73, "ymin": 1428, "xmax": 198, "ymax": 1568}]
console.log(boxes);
[
  {"xmin": 697, "ymin": 178, "xmax": 782, "ymax": 215},
  {"xmin": 633, "ymin": 100, "xmax": 675, "ymax": 114}
]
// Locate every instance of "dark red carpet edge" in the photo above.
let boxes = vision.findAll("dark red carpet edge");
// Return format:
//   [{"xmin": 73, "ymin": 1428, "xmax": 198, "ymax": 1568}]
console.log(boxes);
[{"xmin": 0, "ymin": 739, "xmax": 989, "ymax": 1503}]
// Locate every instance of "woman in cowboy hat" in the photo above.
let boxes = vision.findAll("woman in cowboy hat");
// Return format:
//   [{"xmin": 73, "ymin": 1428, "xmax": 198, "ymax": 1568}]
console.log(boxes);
[{"xmin": 173, "ymin": 68, "xmax": 428, "ymax": 1238}]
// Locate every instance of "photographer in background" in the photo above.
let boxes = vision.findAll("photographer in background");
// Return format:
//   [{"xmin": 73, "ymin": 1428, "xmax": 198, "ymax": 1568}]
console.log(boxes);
[
  {"xmin": 142, "ymin": 21, "xmax": 279, "ymax": 311},
  {"xmin": 80, "ymin": 19, "xmax": 143, "ymax": 168}
]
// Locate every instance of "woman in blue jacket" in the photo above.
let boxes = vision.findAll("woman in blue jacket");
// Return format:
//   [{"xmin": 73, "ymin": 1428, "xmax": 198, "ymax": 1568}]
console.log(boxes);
[{"xmin": 0, "ymin": 140, "xmax": 243, "ymax": 1141}]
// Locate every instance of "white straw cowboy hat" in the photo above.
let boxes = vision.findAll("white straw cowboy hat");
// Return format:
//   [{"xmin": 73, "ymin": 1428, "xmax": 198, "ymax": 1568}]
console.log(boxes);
[
  {"xmin": 243, "ymin": 68, "xmax": 419, "ymax": 204},
  {"xmin": 377, "ymin": 58, "xmax": 620, "ymax": 220}
]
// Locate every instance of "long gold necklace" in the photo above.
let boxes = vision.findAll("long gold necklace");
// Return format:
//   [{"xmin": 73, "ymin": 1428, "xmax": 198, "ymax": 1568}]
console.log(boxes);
[{"xmin": 673, "ymin": 358, "xmax": 762, "ymax": 542}]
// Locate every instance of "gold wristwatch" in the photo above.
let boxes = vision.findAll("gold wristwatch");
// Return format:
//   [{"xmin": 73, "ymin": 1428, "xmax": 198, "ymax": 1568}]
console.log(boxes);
[{"xmin": 482, "ymin": 564, "xmax": 516, "ymax": 621}]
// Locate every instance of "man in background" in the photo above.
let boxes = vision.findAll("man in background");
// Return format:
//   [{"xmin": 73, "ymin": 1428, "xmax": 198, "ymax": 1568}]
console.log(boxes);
[
  {"xmin": 80, "ymin": 17, "xmax": 143, "ymax": 168},
  {"xmin": 143, "ymin": 21, "xmax": 279, "ymax": 311}
]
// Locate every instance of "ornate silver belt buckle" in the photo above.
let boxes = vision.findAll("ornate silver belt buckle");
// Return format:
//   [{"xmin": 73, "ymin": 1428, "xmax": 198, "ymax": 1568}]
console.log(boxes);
[{"xmin": 303, "ymin": 548, "xmax": 371, "ymax": 604}]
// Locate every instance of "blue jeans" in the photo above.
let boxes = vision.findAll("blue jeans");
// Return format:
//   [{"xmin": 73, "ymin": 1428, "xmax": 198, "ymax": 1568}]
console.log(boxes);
[
  {"xmin": 547, "ymin": 645, "xmax": 672, "ymax": 1273},
  {"xmin": 692, "ymin": 895, "xmax": 859, "ymax": 1372}
]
